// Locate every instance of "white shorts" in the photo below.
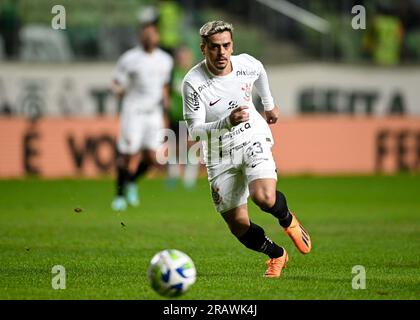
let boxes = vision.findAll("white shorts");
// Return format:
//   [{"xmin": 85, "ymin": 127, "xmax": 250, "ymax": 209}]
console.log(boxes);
[
  {"xmin": 117, "ymin": 109, "xmax": 164, "ymax": 155},
  {"xmin": 207, "ymin": 135, "xmax": 278, "ymax": 213}
]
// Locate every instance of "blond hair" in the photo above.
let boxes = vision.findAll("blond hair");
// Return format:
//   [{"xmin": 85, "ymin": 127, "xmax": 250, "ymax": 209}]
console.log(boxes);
[{"xmin": 199, "ymin": 21, "xmax": 234, "ymax": 43}]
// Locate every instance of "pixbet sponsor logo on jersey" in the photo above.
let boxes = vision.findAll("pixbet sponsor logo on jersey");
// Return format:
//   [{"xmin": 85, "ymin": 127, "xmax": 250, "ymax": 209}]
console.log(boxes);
[
  {"xmin": 198, "ymin": 79, "xmax": 215, "ymax": 93},
  {"xmin": 236, "ymin": 69, "xmax": 258, "ymax": 77}
]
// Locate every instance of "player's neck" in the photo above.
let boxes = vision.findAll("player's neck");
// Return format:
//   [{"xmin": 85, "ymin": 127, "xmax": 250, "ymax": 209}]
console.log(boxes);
[{"xmin": 142, "ymin": 45, "xmax": 156, "ymax": 54}]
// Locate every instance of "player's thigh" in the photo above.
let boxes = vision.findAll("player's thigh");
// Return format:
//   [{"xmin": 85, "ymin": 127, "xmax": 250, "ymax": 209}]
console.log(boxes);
[
  {"xmin": 221, "ymin": 204, "xmax": 250, "ymax": 237},
  {"xmin": 208, "ymin": 165, "xmax": 249, "ymax": 215},
  {"xmin": 117, "ymin": 112, "xmax": 143, "ymax": 155},
  {"xmin": 143, "ymin": 112, "xmax": 165, "ymax": 151}
]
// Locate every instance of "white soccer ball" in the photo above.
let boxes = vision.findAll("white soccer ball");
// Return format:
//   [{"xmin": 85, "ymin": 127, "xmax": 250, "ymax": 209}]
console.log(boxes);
[{"xmin": 147, "ymin": 249, "xmax": 196, "ymax": 297}]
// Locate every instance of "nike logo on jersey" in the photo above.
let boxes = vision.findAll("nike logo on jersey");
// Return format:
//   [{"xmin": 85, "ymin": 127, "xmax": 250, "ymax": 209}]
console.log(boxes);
[
  {"xmin": 209, "ymin": 98, "xmax": 221, "ymax": 106},
  {"xmin": 251, "ymin": 159, "xmax": 268, "ymax": 168}
]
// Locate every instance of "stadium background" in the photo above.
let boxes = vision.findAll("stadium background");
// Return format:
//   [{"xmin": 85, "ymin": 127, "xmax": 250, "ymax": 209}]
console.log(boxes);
[{"xmin": 0, "ymin": 0, "xmax": 419, "ymax": 300}]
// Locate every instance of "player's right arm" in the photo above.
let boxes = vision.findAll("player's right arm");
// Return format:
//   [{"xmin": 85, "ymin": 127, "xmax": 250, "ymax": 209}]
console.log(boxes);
[
  {"xmin": 111, "ymin": 53, "xmax": 130, "ymax": 99},
  {"xmin": 182, "ymin": 81, "xmax": 249, "ymax": 139}
]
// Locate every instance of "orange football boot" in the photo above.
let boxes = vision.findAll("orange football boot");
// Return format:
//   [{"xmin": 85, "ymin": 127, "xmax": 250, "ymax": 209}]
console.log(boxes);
[
  {"xmin": 264, "ymin": 249, "xmax": 289, "ymax": 278},
  {"xmin": 284, "ymin": 212, "xmax": 311, "ymax": 254}
]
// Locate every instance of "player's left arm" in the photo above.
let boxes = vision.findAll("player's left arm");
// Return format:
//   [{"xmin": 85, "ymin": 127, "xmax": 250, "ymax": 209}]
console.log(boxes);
[
  {"xmin": 264, "ymin": 103, "xmax": 280, "ymax": 124},
  {"xmin": 254, "ymin": 60, "xmax": 279, "ymax": 124}
]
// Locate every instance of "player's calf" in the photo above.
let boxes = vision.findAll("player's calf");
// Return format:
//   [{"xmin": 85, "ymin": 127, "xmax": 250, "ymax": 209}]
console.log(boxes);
[
  {"xmin": 260, "ymin": 191, "xmax": 292, "ymax": 228},
  {"xmin": 261, "ymin": 191, "xmax": 312, "ymax": 254},
  {"xmin": 115, "ymin": 155, "xmax": 129, "ymax": 197},
  {"xmin": 237, "ymin": 222, "xmax": 285, "ymax": 259}
]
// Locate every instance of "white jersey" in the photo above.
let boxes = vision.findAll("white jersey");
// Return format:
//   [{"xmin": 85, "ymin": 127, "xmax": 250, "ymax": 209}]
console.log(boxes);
[
  {"xmin": 182, "ymin": 54, "xmax": 276, "ymax": 164},
  {"xmin": 114, "ymin": 46, "xmax": 173, "ymax": 113}
]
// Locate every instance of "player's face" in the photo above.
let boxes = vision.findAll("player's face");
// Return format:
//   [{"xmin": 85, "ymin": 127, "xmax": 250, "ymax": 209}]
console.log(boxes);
[
  {"xmin": 140, "ymin": 25, "xmax": 159, "ymax": 52},
  {"xmin": 201, "ymin": 31, "xmax": 233, "ymax": 75}
]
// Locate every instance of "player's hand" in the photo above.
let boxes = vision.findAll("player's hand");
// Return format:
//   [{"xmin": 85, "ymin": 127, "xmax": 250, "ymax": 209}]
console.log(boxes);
[
  {"xmin": 265, "ymin": 106, "xmax": 280, "ymax": 124},
  {"xmin": 229, "ymin": 106, "xmax": 249, "ymax": 126},
  {"xmin": 111, "ymin": 80, "xmax": 126, "ymax": 98}
]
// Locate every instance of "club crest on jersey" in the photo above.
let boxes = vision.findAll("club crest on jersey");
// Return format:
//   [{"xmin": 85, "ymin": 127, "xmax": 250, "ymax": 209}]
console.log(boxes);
[
  {"xmin": 241, "ymin": 83, "xmax": 252, "ymax": 102},
  {"xmin": 211, "ymin": 186, "xmax": 222, "ymax": 205}
]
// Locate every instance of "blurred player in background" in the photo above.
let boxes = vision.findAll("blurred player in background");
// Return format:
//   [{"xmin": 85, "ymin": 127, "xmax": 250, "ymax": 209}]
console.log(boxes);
[
  {"xmin": 111, "ymin": 22, "xmax": 173, "ymax": 211},
  {"xmin": 364, "ymin": 3, "xmax": 404, "ymax": 66},
  {"xmin": 182, "ymin": 21, "xmax": 311, "ymax": 277},
  {"xmin": 166, "ymin": 46, "xmax": 199, "ymax": 190}
]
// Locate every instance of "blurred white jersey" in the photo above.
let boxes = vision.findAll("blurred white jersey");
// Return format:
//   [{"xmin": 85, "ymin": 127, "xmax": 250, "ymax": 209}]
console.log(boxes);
[
  {"xmin": 182, "ymin": 53, "xmax": 276, "ymax": 164},
  {"xmin": 114, "ymin": 46, "xmax": 173, "ymax": 113},
  {"xmin": 114, "ymin": 46, "xmax": 172, "ymax": 154}
]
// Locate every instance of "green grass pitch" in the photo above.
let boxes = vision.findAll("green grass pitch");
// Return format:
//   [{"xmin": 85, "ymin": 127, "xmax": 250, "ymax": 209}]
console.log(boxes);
[{"xmin": 0, "ymin": 175, "xmax": 419, "ymax": 299}]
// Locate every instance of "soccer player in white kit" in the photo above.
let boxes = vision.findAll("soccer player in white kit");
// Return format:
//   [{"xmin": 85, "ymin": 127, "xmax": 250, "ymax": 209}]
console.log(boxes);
[
  {"xmin": 182, "ymin": 21, "xmax": 312, "ymax": 277},
  {"xmin": 111, "ymin": 22, "xmax": 173, "ymax": 211}
]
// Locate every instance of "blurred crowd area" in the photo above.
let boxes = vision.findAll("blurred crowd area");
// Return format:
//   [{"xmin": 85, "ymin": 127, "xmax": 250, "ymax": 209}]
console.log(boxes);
[
  {"xmin": 1, "ymin": 0, "xmax": 419, "ymax": 176},
  {"xmin": 1, "ymin": 0, "xmax": 420, "ymax": 65}
]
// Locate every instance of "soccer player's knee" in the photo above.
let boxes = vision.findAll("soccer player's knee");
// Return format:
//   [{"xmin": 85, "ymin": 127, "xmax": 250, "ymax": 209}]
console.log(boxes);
[
  {"xmin": 251, "ymin": 189, "xmax": 276, "ymax": 210},
  {"xmin": 260, "ymin": 190, "xmax": 290, "ymax": 221}
]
